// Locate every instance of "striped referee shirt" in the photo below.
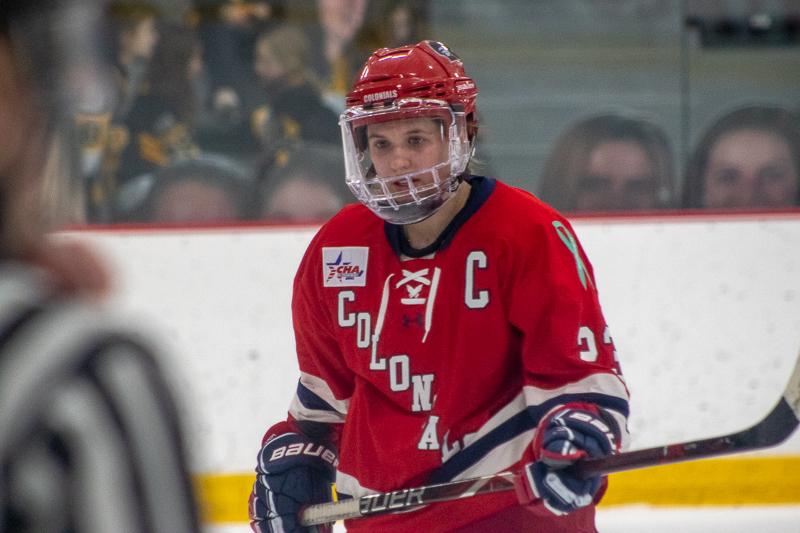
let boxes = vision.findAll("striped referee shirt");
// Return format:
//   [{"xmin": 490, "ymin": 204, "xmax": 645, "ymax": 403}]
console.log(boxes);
[{"xmin": 0, "ymin": 262, "xmax": 200, "ymax": 533}]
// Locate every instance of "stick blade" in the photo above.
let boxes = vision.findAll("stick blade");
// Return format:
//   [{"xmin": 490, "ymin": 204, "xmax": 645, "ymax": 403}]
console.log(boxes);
[
  {"xmin": 739, "ymin": 349, "xmax": 800, "ymax": 448},
  {"xmin": 783, "ymin": 349, "xmax": 800, "ymax": 419}
]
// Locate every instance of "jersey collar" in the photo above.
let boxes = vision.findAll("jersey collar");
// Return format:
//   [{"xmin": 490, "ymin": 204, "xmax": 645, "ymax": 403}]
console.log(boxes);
[{"xmin": 384, "ymin": 175, "xmax": 496, "ymax": 258}]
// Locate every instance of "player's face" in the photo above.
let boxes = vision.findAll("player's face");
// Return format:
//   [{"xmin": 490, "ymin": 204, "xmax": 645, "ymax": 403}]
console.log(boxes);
[
  {"xmin": 262, "ymin": 178, "xmax": 343, "ymax": 221},
  {"xmin": 253, "ymin": 38, "xmax": 284, "ymax": 82},
  {"xmin": 366, "ymin": 117, "xmax": 449, "ymax": 193},
  {"xmin": 125, "ymin": 17, "xmax": 159, "ymax": 60},
  {"xmin": 150, "ymin": 180, "xmax": 240, "ymax": 222},
  {"xmin": 575, "ymin": 140, "xmax": 658, "ymax": 211},
  {"xmin": 703, "ymin": 129, "xmax": 798, "ymax": 208}
]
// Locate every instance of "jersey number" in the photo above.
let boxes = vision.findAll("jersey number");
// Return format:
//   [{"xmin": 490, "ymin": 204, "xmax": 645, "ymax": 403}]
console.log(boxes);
[{"xmin": 577, "ymin": 325, "xmax": 618, "ymax": 362}]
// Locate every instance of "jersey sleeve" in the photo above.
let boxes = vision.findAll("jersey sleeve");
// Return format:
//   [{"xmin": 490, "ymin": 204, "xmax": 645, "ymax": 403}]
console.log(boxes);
[
  {"xmin": 284, "ymin": 233, "xmax": 354, "ymax": 442},
  {"xmin": 507, "ymin": 216, "xmax": 630, "ymax": 448}
]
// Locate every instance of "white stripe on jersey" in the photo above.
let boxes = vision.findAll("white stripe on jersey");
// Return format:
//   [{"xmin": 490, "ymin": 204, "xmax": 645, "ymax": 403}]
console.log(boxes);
[
  {"xmin": 438, "ymin": 390, "xmax": 533, "ymax": 483},
  {"xmin": 451, "ymin": 371, "xmax": 630, "ymax": 481},
  {"xmin": 446, "ymin": 374, "xmax": 631, "ymax": 482},
  {"xmin": 335, "ymin": 468, "xmax": 377, "ymax": 498},
  {"xmin": 334, "ymin": 371, "xmax": 629, "ymax": 495},
  {"xmin": 523, "ymin": 372, "xmax": 631, "ymax": 450},
  {"xmin": 47, "ymin": 375, "xmax": 141, "ymax": 532},
  {"xmin": 0, "ymin": 291, "xmax": 123, "ymax": 450},
  {"xmin": 455, "ymin": 426, "xmax": 536, "ymax": 482},
  {"xmin": 289, "ymin": 371, "xmax": 349, "ymax": 423},
  {"xmin": 95, "ymin": 346, "xmax": 197, "ymax": 532}
]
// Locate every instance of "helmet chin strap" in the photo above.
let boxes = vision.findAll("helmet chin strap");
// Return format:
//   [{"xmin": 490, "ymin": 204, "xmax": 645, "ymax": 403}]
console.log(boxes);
[{"xmin": 450, "ymin": 171, "xmax": 469, "ymax": 190}]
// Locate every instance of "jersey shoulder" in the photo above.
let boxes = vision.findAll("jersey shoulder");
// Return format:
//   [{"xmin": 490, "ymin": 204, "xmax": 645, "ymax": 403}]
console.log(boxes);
[
  {"xmin": 487, "ymin": 180, "xmax": 568, "ymax": 226},
  {"xmin": 474, "ymin": 179, "xmax": 573, "ymax": 248},
  {"xmin": 294, "ymin": 203, "xmax": 384, "ymax": 287},
  {"xmin": 312, "ymin": 202, "xmax": 382, "ymax": 246}
]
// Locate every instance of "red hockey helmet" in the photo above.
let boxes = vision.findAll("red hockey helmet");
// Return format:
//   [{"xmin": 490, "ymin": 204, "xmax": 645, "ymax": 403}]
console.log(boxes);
[
  {"xmin": 346, "ymin": 40, "xmax": 478, "ymax": 121},
  {"xmin": 340, "ymin": 41, "xmax": 479, "ymax": 225}
]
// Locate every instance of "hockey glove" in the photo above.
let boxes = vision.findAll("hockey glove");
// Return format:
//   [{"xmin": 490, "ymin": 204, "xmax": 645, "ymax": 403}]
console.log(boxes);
[
  {"xmin": 520, "ymin": 405, "xmax": 619, "ymax": 516},
  {"xmin": 249, "ymin": 432, "xmax": 337, "ymax": 533}
]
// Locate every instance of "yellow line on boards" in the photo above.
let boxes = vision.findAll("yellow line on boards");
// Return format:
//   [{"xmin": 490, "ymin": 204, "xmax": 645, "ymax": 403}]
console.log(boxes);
[
  {"xmin": 195, "ymin": 456, "xmax": 800, "ymax": 524},
  {"xmin": 601, "ymin": 455, "xmax": 800, "ymax": 507},
  {"xmin": 195, "ymin": 473, "xmax": 254, "ymax": 524}
]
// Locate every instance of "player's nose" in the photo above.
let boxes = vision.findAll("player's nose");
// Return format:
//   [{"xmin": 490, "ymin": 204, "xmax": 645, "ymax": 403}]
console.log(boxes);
[{"xmin": 389, "ymin": 150, "xmax": 413, "ymax": 173}]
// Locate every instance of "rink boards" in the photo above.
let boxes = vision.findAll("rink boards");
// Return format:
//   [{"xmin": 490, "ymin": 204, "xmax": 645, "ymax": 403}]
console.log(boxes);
[{"xmin": 69, "ymin": 211, "xmax": 800, "ymax": 524}]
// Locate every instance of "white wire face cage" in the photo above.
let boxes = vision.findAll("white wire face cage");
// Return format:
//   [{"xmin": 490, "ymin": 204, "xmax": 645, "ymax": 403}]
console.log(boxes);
[{"xmin": 339, "ymin": 98, "xmax": 472, "ymax": 225}]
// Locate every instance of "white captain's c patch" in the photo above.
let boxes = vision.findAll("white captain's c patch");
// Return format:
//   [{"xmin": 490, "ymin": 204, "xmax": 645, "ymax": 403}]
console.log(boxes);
[{"xmin": 322, "ymin": 247, "xmax": 369, "ymax": 287}]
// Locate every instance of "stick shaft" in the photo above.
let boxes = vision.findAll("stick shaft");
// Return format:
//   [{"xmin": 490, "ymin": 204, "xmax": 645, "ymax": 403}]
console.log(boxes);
[
  {"xmin": 300, "ymin": 472, "xmax": 518, "ymax": 526},
  {"xmin": 301, "ymin": 351, "xmax": 800, "ymax": 526}
]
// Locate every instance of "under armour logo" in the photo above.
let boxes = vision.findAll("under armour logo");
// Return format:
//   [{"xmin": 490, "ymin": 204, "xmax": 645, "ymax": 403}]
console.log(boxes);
[{"xmin": 402, "ymin": 312, "xmax": 425, "ymax": 328}]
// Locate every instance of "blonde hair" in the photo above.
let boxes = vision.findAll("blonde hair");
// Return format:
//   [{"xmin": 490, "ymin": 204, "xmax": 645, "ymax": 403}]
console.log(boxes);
[{"xmin": 255, "ymin": 25, "xmax": 316, "ymax": 85}]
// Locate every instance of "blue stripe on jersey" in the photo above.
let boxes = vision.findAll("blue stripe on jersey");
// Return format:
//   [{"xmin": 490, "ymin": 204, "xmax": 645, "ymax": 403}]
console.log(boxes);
[
  {"xmin": 428, "ymin": 392, "xmax": 630, "ymax": 483},
  {"xmin": 296, "ymin": 380, "xmax": 338, "ymax": 413}
]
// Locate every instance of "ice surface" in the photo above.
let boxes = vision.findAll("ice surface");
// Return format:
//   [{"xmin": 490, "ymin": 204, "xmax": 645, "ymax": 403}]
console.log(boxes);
[{"xmin": 208, "ymin": 505, "xmax": 800, "ymax": 532}]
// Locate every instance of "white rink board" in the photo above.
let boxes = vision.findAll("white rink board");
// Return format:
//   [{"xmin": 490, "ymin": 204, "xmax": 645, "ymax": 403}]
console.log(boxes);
[{"xmin": 66, "ymin": 214, "xmax": 800, "ymax": 475}]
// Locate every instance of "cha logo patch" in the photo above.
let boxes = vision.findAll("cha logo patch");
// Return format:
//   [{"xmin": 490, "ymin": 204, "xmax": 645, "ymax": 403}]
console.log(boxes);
[{"xmin": 322, "ymin": 247, "xmax": 368, "ymax": 287}]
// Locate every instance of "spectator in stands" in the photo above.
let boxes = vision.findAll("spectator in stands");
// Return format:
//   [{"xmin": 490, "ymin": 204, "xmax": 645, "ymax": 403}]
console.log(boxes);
[
  {"xmin": 114, "ymin": 157, "xmax": 252, "ymax": 223},
  {"xmin": 108, "ymin": 1, "xmax": 161, "ymax": 121},
  {"xmin": 192, "ymin": 0, "xmax": 274, "ymax": 120},
  {"xmin": 0, "ymin": 1, "xmax": 201, "ymax": 531},
  {"xmin": 190, "ymin": 0, "xmax": 277, "ymax": 160},
  {"xmin": 249, "ymin": 25, "xmax": 341, "ymax": 150},
  {"xmin": 538, "ymin": 112, "xmax": 675, "ymax": 212},
  {"xmin": 255, "ymin": 141, "xmax": 350, "ymax": 221},
  {"xmin": 286, "ymin": 0, "xmax": 370, "ymax": 112},
  {"xmin": 373, "ymin": 0, "xmax": 429, "ymax": 48},
  {"xmin": 77, "ymin": 1, "xmax": 160, "ymax": 221},
  {"xmin": 118, "ymin": 23, "xmax": 204, "ymax": 185},
  {"xmin": 683, "ymin": 104, "xmax": 800, "ymax": 209}
]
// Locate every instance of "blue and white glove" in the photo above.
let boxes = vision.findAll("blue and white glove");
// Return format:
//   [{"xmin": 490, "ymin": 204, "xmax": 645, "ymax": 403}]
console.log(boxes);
[
  {"xmin": 522, "ymin": 405, "xmax": 619, "ymax": 516},
  {"xmin": 249, "ymin": 432, "xmax": 337, "ymax": 533}
]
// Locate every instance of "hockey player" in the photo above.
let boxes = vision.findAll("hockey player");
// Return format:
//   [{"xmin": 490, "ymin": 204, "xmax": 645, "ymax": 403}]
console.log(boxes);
[
  {"xmin": 0, "ymin": 1, "xmax": 201, "ymax": 531},
  {"xmin": 249, "ymin": 40, "xmax": 630, "ymax": 532}
]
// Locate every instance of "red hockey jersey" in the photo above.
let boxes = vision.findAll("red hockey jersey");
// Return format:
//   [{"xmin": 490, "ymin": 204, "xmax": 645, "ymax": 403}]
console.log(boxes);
[{"xmin": 275, "ymin": 177, "xmax": 629, "ymax": 531}]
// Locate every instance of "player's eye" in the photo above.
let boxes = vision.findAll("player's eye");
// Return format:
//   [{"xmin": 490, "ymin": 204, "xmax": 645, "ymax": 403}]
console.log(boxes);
[
  {"xmin": 370, "ymin": 139, "xmax": 389, "ymax": 151},
  {"xmin": 408, "ymin": 135, "xmax": 427, "ymax": 147},
  {"xmin": 759, "ymin": 165, "xmax": 791, "ymax": 185},
  {"xmin": 623, "ymin": 177, "xmax": 654, "ymax": 196}
]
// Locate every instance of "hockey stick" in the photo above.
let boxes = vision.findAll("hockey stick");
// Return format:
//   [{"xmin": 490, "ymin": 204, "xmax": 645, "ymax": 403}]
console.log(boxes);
[{"xmin": 299, "ymin": 350, "xmax": 800, "ymax": 526}]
